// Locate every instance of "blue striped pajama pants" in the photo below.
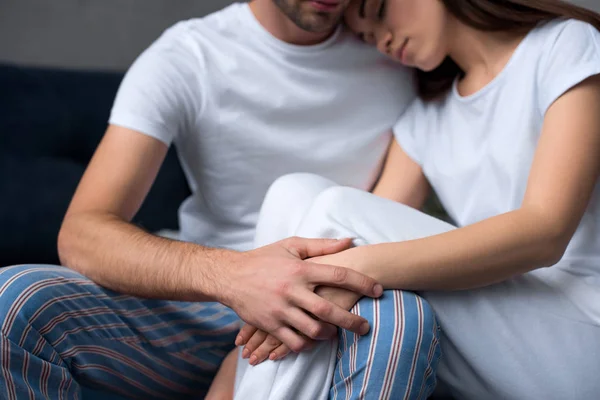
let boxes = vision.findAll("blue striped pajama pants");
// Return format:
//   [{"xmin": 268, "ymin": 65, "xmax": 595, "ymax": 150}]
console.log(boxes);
[{"xmin": 0, "ymin": 264, "xmax": 440, "ymax": 399}]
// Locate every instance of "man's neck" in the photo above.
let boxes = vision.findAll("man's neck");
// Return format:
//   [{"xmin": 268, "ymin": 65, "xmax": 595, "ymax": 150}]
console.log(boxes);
[{"xmin": 249, "ymin": 0, "xmax": 336, "ymax": 46}]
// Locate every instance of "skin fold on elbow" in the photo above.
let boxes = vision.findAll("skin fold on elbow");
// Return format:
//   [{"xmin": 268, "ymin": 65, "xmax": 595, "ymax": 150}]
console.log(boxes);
[
  {"xmin": 57, "ymin": 213, "xmax": 80, "ymax": 268},
  {"xmin": 535, "ymin": 227, "xmax": 572, "ymax": 269},
  {"xmin": 518, "ymin": 206, "xmax": 574, "ymax": 269},
  {"xmin": 57, "ymin": 211, "xmax": 100, "ymax": 271}
]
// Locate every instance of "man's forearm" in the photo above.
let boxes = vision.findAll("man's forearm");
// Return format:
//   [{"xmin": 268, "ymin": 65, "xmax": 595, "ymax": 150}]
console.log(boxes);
[{"xmin": 58, "ymin": 211, "xmax": 232, "ymax": 301}]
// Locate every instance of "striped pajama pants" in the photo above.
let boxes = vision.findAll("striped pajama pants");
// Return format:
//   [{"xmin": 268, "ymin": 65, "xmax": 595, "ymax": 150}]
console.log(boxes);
[{"xmin": 0, "ymin": 265, "xmax": 439, "ymax": 400}]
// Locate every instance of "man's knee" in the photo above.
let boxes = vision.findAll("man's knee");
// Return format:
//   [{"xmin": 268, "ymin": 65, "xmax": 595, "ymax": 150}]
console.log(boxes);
[
  {"xmin": 0, "ymin": 265, "xmax": 91, "ymax": 335},
  {"xmin": 356, "ymin": 290, "xmax": 440, "ymax": 373}
]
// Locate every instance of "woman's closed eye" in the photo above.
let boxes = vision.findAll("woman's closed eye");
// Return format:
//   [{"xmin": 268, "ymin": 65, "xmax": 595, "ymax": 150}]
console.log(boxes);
[
  {"xmin": 358, "ymin": 31, "xmax": 377, "ymax": 45},
  {"xmin": 377, "ymin": 0, "xmax": 387, "ymax": 21}
]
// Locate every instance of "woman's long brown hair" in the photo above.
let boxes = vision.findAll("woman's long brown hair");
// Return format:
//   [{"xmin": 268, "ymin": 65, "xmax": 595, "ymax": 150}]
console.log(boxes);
[{"xmin": 418, "ymin": 0, "xmax": 600, "ymax": 100}]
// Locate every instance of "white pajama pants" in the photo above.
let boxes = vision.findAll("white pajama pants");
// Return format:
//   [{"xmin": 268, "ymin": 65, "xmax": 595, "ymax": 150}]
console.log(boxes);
[{"xmin": 235, "ymin": 173, "xmax": 600, "ymax": 400}]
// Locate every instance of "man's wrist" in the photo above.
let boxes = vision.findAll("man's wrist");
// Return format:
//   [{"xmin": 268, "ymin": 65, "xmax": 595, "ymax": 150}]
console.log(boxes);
[{"xmin": 182, "ymin": 243, "xmax": 240, "ymax": 303}]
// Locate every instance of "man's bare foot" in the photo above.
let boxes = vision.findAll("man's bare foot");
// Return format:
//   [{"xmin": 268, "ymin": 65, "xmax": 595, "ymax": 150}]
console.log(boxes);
[{"xmin": 205, "ymin": 348, "xmax": 238, "ymax": 400}]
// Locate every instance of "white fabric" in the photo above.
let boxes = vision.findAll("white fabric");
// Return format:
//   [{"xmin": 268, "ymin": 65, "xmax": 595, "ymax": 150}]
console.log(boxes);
[
  {"xmin": 235, "ymin": 175, "xmax": 340, "ymax": 400},
  {"xmin": 109, "ymin": 2, "xmax": 414, "ymax": 251},
  {"xmin": 394, "ymin": 19, "xmax": 600, "ymax": 323},
  {"xmin": 234, "ymin": 174, "xmax": 451, "ymax": 400},
  {"xmin": 239, "ymin": 173, "xmax": 600, "ymax": 400}
]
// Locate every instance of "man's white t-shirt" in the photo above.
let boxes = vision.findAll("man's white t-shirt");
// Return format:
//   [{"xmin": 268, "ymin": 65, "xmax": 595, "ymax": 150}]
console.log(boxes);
[
  {"xmin": 394, "ymin": 19, "xmax": 600, "ymax": 321},
  {"xmin": 110, "ymin": 3, "xmax": 414, "ymax": 250}
]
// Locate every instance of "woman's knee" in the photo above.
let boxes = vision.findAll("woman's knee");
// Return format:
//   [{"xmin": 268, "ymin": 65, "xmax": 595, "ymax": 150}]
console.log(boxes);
[
  {"xmin": 255, "ymin": 174, "xmax": 339, "ymax": 246},
  {"xmin": 303, "ymin": 186, "xmax": 373, "ymax": 229},
  {"xmin": 295, "ymin": 186, "xmax": 371, "ymax": 241},
  {"xmin": 263, "ymin": 173, "xmax": 338, "ymax": 208}
]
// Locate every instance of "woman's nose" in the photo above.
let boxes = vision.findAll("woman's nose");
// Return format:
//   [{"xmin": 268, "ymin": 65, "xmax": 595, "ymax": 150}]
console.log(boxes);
[{"xmin": 376, "ymin": 31, "xmax": 393, "ymax": 56}]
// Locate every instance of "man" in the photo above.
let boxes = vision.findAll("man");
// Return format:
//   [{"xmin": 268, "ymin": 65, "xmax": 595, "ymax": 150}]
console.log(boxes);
[{"xmin": 0, "ymin": 0, "xmax": 434, "ymax": 398}]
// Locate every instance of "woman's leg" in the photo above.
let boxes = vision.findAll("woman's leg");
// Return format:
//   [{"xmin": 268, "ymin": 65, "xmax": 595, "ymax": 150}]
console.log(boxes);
[
  {"xmin": 234, "ymin": 174, "xmax": 441, "ymax": 400},
  {"xmin": 296, "ymin": 184, "xmax": 600, "ymax": 400}
]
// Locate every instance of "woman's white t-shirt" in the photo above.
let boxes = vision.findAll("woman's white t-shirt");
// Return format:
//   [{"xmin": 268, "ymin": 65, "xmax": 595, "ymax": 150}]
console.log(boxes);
[{"xmin": 394, "ymin": 19, "xmax": 600, "ymax": 321}]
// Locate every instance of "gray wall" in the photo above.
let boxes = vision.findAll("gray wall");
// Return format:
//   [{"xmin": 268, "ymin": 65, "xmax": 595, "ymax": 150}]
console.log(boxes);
[
  {"xmin": 0, "ymin": 0, "xmax": 236, "ymax": 70},
  {"xmin": 0, "ymin": 0, "xmax": 598, "ymax": 71}
]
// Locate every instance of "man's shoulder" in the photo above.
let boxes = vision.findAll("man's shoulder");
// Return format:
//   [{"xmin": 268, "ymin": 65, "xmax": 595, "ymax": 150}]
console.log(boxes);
[{"xmin": 154, "ymin": 4, "xmax": 246, "ymax": 50}]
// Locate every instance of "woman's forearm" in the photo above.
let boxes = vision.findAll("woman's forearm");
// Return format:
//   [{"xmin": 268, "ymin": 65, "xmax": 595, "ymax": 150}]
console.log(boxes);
[{"xmin": 351, "ymin": 208, "xmax": 569, "ymax": 291}]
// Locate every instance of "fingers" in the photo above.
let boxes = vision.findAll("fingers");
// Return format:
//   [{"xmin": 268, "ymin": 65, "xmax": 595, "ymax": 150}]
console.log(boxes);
[
  {"xmin": 242, "ymin": 330, "xmax": 267, "ymax": 360},
  {"xmin": 269, "ymin": 343, "xmax": 293, "ymax": 361},
  {"xmin": 306, "ymin": 263, "xmax": 383, "ymax": 298},
  {"xmin": 285, "ymin": 237, "xmax": 353, "ymax": 260},
  {"xmin": 271, "ymin": 326, "xmax": 311, "ymax": 353},
  {"xmin": 236, "ymin": 324, "xmax": 258, "ymax": 346},
  {"xmin": 291, "ymin": 290, "xmax": 370, "ymax": 335},
  {"xmin": 284, "ymin": 307, "xmax": 337, "ymax": 340},
  {"xmin": 248, "ymin": 335, "xmax": 282, "ymax": 365}
]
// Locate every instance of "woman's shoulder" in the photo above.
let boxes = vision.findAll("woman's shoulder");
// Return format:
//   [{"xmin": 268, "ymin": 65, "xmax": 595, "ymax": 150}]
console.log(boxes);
[
  {"xmin": 529, "ymin": 19, "xmax": 600, "ymax": 115},
  {"xmin": 529, "ymin": 18, "xmax": 600, "ymax": 52}
]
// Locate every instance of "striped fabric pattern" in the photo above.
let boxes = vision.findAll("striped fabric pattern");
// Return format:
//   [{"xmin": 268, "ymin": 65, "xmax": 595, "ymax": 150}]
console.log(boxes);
[
  {"xmin": 330, "ymin": 290, "xmax": 441, "ymax": 400},
  {"xmin": 0, "ymin": 265, "xmax": 440, "ymax": 399},
  {"xmin": 0, "ymin": 265, "xmax": 240, "ymax": 400}
]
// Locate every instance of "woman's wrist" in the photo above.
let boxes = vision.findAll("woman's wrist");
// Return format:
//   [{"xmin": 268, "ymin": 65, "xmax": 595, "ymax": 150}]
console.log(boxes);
[{"xmin": 315, "ymin": 286, "xmax": 362, "ymax": 311}]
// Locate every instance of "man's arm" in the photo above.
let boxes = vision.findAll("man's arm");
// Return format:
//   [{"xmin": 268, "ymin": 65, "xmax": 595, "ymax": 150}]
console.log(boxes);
[
  {"xmin": 58, "ymin": 125, "xmax": 383, "ymax": 351},
  {"xmin": 58, "ymin": 125, "xmax": 216, "ymax": 300}
]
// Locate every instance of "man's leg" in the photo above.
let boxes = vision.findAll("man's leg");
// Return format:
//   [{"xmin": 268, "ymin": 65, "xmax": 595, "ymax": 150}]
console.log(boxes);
[
  {"xmin": 330, "ymin": 291, "xmax": 440, "ymax": 400},
  {"xmin": 0, "ymin": 264, "xmax": 239, "ymax": 400}
]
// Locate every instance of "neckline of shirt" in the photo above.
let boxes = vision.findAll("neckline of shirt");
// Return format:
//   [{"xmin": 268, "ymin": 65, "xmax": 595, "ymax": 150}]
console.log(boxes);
[
  {"xmin": 239, "ymin": 3, "xmax": 342, "ymax": 54},
  {"xmin": 451, "ymin": 27, "xmax": 535, "ymax": 103}
]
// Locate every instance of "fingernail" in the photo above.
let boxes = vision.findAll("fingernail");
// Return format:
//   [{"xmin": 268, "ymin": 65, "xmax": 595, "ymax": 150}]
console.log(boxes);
[
  {"xmin": 242, "ymin": 348, "xmax": 250, "ymax": 359},
  {"xmin": 269, "ymin": 353, "xmax": 277, "ymax": 361},
  {"xmin": 360, "ymin": 322, "xmax": 370, "ymax": 335},
  {"xmin": 249, "ymin": 355, "xmax": 257, "ymax": 365},
  {"xmin": 235, "ymin": 335, "xmax": 243, "ymax": 346},
  {"xmin": 374, "ymin": 284, "xmax": 383, "ymax": 297}
]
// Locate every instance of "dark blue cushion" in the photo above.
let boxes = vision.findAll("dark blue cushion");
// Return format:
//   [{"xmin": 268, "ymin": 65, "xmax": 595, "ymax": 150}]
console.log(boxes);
[{"xmin": 0, "ymin": 63, "xmax": 190, "ymax": 266}]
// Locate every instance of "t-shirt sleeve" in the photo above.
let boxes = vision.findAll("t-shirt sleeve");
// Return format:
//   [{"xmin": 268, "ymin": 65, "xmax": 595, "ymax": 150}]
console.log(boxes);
[
  {"xmin": 392, "ymin": 98, "xmax": 431, "ymax": 166},
  {"xmin": 538, "ymin": 20, "xmax": 600, "ymax": 114},
  {"xmin": 109, "ymin": 23, "xmax": 204, "ymax": 145}
]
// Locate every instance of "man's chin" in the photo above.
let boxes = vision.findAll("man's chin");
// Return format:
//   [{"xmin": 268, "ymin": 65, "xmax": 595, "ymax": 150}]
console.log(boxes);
[{"xmin": 297, "ymin": 14, "xmax": 341, "ymax": 33}]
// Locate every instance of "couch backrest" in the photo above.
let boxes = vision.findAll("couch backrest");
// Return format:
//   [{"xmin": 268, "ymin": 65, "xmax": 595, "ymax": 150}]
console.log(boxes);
[{"xmin": 0, "ymin": 0, "xmax": 236, "ymax": 70}]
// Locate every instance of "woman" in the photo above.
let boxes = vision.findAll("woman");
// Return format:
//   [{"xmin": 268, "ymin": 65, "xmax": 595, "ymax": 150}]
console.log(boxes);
[{"xmin": 217, "ymin": 0, "xmax": 600, "ymax": 399}]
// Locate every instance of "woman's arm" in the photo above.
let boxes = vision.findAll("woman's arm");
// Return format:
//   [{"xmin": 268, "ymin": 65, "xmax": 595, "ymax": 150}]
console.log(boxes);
[
  {"xmin": 372, "ymin": 138, "xmax": 430, "ymax": 209},
  {"xmin": 331, "ymin": 76, "xmax": 600, "ymax": 291}
]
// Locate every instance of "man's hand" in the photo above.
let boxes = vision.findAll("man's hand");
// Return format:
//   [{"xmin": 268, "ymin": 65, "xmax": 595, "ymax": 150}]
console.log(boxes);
[
  {"xmin": 236, "ymin": 286, "xmax": 362, "ymax": 365},
  {"xmin": 217, "ymin": 237, "xmax": 382, "ymax": 353}
]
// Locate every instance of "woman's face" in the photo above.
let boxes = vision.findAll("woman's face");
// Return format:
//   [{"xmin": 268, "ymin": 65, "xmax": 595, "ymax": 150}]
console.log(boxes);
[{"xmin": 344, "ymin": 0, "xmax": 451, "ymax": 71}]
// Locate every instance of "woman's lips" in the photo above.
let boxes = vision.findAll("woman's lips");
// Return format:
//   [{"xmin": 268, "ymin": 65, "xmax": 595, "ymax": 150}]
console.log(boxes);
[
  {"xmin": 310, "ymin": 1, "xmax": 340, "ymax": 12},
  {"xmin": 395, "ymin": 39, "xmax": 409, "ymax": 64}
]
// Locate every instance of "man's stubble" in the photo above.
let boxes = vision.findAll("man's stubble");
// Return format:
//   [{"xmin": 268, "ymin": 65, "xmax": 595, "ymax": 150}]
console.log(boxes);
[{"xmin": 272, "ymin": 0, "xmax": 345, "ymax": 33}]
